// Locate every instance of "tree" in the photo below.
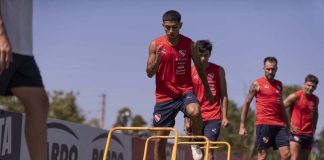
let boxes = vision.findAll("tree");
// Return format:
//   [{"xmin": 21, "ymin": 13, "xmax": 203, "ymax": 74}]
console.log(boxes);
[
  {"xmin": 131, "ymin": 115, "xmax": 147, "ymax": 128},
  {"xmin": 0, "ymin": 90, "xmax": 85, "ymax": 123},
  {"xmin": 282, "ymin": 84, "xmax": 302, "ymax": 99},
  {"xmin": 130, "ymin": 115, "xmax": 150, "ymax": 137},
  {"xmin": 86, "ymin": 118, "xmax": 101, "ymax": 128},
  {"xmin": 0, "ymin": 96, "xmax": 24, "ymax": 112},
  {"xmin": 113, "ymin": 107, "xmax": 150, "ymax": 137},
  {"xmin": 48, "ymin": 91, "xmax": 85, "ymax": 123},
  {"xmin": 113, "ymin": 107, "xmax": 132, "ymax": 127}
]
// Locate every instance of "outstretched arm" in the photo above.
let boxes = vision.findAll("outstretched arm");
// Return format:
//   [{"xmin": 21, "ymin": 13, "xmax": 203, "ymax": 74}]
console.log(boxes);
[
  {"xmin": 219, "ymin": 66, "xmax": 229, "ymax": 127},
  {"xmin": 191, "ymin": 42, "xmax": 214, "ymax": 104},
  {"xmin": 0, "ymin": 10, "xmax": 12, "ymax": 73},
  {"xmin": 239, "ymin": 81, "xmax": 258, "ymax": 138},
  {"xmin": 146, "ymin": 41, "xmax": 163, "ymax": 78}
]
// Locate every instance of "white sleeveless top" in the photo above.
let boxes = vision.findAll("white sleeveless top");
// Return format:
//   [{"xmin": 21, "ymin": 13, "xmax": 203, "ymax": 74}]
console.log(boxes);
[{"xmin": 0, "ymin": 0, "xmax": 33, "ymax": 56}]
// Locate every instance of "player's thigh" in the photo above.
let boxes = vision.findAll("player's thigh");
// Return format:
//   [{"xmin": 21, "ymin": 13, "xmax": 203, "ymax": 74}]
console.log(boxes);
[
  {"xmin": 153, "ymin": 100, "xmax": 180, "ymax": 127},
  {"xmin": 11, "ymin": 87, "xmax": 48, "ymax": 112},
  {"xmin": 9, "ymin": 54, "xmax": 47, "ymax": 109},
  {"xmin": 256, "ymin": 125, "xmax": 271, "ymax": 150},
  {"xmin": 289, "ymin": 141, "xmax": 300, "ymax": 157},
  {"xmin": 185, "ymin": 103, "xmax": 200, "ymax": 116},
  {"xmin": 275, "ymin": 126, "xmax": 289, "ymax": 148}
]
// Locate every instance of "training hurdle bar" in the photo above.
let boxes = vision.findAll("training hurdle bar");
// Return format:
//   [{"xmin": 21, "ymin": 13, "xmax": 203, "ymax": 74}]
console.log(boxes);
[
  {"xmin": 208, "ymin": 141, "xmax": 231, "ymax": 160},
  {"xmin": 103, "ymin": 127, "xmax": 179, "ymax": 160},
  {"xmin": 144, "ymin": 135, "xmax": 211, "ymax": 160},
  {"xmin": 144, "ymin": 135, "xmax": 231, "ymax": 160}
]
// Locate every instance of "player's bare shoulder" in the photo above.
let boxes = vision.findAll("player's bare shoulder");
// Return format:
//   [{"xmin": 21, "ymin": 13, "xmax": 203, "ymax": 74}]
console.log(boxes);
[
  {"xmin": 149, "ymin": 40, "xmax": 157, "ymax": 52},
  {"xmin": 252, "ymin": 81, "xmax": 260, "ymax": 92},
  {"xmin": 249, "ymin": 81, "xmax": 260, "ymax": 96}
]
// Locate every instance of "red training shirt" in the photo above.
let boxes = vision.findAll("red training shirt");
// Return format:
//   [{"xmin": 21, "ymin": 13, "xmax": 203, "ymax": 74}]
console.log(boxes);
[
  {"xmin": 154, "ymin": 35, "xmax": 193, "ymax": 103},
  {"xmin": 290, "ymin": 90, "xmax": 319, "ymax": 135},
  {"xmin": 192, "ymin": 63, "xmax": 222, "ymax": 121},
  {"xmin": 255, "ymin": 77, "xmax": 285, "ymax": 126}
]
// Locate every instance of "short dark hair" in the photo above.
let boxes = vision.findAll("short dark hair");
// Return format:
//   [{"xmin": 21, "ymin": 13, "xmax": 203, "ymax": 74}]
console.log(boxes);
[
  {"xmin": 305, "ymin": 74, "xmax": 319, "ymax": 85},
  {"xmin": 196, "ymin": 40, "xmax": 213, "ymax": 53},
  {"xmin": 162, "ymin": 10, "xmax": 181, "ymax": 22},
  {"xmin": 264, "ymin": 56, "xmax": 277, "ymax": 65}
]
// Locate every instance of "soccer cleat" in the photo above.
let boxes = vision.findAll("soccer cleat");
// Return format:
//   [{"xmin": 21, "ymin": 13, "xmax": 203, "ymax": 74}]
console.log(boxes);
[{"xmin": 190, "ymin": 144, "xmax": 203, "ymax": 160}]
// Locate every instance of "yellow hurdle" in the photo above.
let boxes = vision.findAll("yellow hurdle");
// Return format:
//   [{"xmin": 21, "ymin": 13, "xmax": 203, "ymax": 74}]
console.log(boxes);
[
  {"xmin": 144, "ymin": 135, "xmax": 210, "ymax": 160},
  {"xmin": 103, "ymin": 127, "xmax": 231, "ymax": 160},
  {"xmin": 103, "ymin": 127, "xmax": 179, "ymax": 160},
  {"xmin": 209, "ymin": 141, "xmax": 231, "ymax": 160}
]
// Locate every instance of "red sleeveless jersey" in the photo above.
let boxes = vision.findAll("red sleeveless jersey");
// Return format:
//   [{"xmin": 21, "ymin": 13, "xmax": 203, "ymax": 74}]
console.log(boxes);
[
  {"xmin": 290, "ymin": 90, "xmax": 319, "ymax": 135},
  {"xmin": 255, "ymin": 77, "xmax": 285, "ymax": 126},
  {"xmin": 192, "ymin": 63, "xmax": 222, "ymax": 121},
  {"xmin": 154, "ymin": 35, "xmax": 193, "ymax": 103}
]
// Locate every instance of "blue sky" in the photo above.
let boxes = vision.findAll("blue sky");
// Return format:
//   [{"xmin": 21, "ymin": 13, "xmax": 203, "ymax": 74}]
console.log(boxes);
[{"xmin": 33, "ymin": 0, "xmax": 324, "ymax": 135}]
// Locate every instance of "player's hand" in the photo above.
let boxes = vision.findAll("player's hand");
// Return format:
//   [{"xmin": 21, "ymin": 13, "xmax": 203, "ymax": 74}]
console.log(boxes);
[
  {"xmin": 239, "ymin": 126, "xmax": 247, "ymax": 138},
  {"xmin": 183, "ymin": 116, "xmax": 192, "ymax": 135},
  {"xmin": 290, "ymin": 127, "xmax": 300, "ymax": 133},
  {"xmin": 0, "ymin": 34, "xmax": 12, "ymax": 74},
  {"xmin": 222, "ymin": 117, "xmax": 229, "ymax": 128},
  {"xmin": 155, "ymin": 44, "xmax": 164, "ymax": 64}
]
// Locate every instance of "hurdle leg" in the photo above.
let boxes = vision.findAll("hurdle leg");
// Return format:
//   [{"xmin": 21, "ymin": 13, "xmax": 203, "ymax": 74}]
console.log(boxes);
[{"xmin": 103, "ymin": 127, "xmax": 179, "ymax": 160}]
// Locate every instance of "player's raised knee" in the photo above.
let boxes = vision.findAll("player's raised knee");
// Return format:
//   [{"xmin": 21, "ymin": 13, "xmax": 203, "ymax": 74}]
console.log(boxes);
[{"xmin": 186, "ymin": 103, "xmax": 201, "ymax": 118}]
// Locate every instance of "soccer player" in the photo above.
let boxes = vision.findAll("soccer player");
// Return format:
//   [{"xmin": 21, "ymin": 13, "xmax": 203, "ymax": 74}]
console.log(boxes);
[
  {"xmin": 146, "ymin": 10, "xmax": 213, "ymax": 160},
  {"xmin": 239, "ymin": 57, "xmax": 290, "ymax": 160},
  {"xmin": 184, "ymin": 40, "xmax": 229, "ymax": 160},
  {"xmin": 284, "ymin": 74, "xmax": 319, "ymax": 160},
  {"xmin": 0, "ymin": 0, "xmax": 49, "ymax": 159}
]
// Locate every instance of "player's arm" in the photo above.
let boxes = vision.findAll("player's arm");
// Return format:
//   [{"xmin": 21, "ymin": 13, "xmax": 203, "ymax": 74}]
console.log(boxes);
[
  {"xmin": 283, "ymin": 93, "xmax": 297, "ymax": 109},
  {"xmin": 283, "ymin": 92, "xmax": 301, "ymax": 132},
  {"xmin": 239, "ymin": 81, "xmax": 259, "ymax": 138},
  {"xmin": 313, "ymin": 99, "xmax": 319, "ymax": 135},
  {"xmin": 146, "ymin": 41, "xmax": 162, "ymax": 78},
  {"xmin": 280, "ymin": 90, "xmax": 291, "ymax": 130},
  {"xmin": 0, "ymin": 9, "xmax": 12, "ymax": 73},
  {"xmin": 283, "ymin": 92, "xmax": 297, "ymax": 127},
  {"xmin": 281, "ymin": 97, "xmax": 291, "ymax": 130},
  {"xmin": 191, "ymin": 41, "xmax": 214, "ymax": 104},
  {"xmin": 219, "ymin": 66, "xmax": 229, "ymax": 127}
]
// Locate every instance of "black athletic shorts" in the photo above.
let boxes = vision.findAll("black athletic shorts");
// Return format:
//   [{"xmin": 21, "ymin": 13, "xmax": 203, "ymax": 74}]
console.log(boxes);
[
  {"xmin": 153, "ymin": 92, "xmax": 199, "ymax": 127},
  {"xmin": 0, "ymin": 53, "xmax": 44, "ymax": 96},
  {"xmin": 289, "ymin": 133, "xmax": 314, "ymax": 150},
  {"xmin": 256, "ymin": 125, "xmax": 289, "ymax": 150},
  {"xmin": 202, "ymin": 120, "xmax": 221, "ymax": 141}
]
